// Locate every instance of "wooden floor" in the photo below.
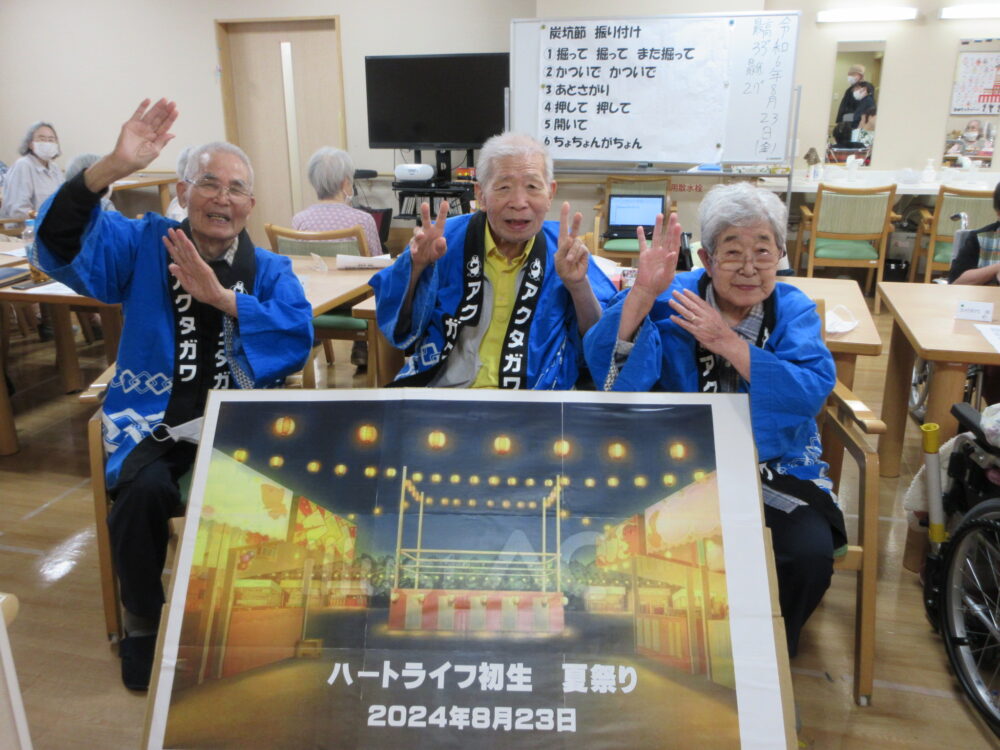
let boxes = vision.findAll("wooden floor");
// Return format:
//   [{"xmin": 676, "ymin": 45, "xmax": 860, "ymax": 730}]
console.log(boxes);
[{"xmin": 0, "ymin": 302, "xmax": 997, "ymax": 749}]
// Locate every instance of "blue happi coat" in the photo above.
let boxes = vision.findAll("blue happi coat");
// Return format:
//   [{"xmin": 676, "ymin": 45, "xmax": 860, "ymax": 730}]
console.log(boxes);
[
  {"xmin": 32, "ymin": 204, "xmax": 313, "ymax": 487},
  {"xmin": 584, "ymin": 269, "xmax": 836, "ymax": 487},
  {"xmin": 370, "ymin": 212, "xmax": 617, "ymax": 389}
]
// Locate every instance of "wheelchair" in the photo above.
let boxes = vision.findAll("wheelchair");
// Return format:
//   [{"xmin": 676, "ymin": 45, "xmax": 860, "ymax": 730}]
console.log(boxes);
[{"xmin": 922, "ymin": 402, "xmax": 1000, "ymax": 737}]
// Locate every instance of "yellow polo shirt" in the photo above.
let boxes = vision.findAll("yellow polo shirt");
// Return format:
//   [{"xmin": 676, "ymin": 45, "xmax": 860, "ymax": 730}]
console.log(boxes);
[{"xmin": 471, "ymin": 227, "xmax": 534, "ymax": 388}]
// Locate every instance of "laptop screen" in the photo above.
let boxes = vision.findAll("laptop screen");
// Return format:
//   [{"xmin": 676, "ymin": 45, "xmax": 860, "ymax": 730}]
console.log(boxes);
[{"xmin": 608, "ymin": 194, "xmax": 665, "ymax": 230}]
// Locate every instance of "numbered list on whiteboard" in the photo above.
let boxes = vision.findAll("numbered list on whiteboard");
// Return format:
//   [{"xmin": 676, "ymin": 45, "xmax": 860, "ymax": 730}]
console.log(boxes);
[{"xmin": 535, "ymin": 15, "xmax": 797, "ymax": 164}]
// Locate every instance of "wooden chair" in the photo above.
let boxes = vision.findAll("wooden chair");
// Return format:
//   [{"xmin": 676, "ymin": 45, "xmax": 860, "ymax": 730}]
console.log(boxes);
[
  {"xmin": 908, "ymin": 185, "xmax": 996, "ymax": 283},
  {"xmin": 82, "ymin": 368, "xmax": 186, "ymax": 643},
  {"xmin": 592, "ymin": 176, "xmax": 673, "ymax": 266},
  {"xmin": 264, "ymin": 223, "xmax": 371, "ymax": 381},
  {"xmin": 812, "ymin": 297, "xmax": 886, "ymax": 706},
  {"xmin": 793, "ymin": 183, "xmax": 899, "ymax": 312}
]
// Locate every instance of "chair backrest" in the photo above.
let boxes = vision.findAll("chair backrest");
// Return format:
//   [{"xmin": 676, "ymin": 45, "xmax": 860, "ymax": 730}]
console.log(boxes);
[
  {"xmin": 263, "ymin": 223, "xmax": 369, "ymax": 258},
  {"xmin": 930, "ymin": 186, "xmax": 996, "ymax": 242},
  {"xmin": 813, "ymin": 184, "xmax": 896, "ymax": 239},
  {"xmin": 357, "ymin": 205, "xmax": 393, "ymax": 251}
]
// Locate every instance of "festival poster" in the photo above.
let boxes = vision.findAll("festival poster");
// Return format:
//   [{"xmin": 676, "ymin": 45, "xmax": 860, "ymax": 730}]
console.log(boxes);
[{"xmin": 145, "ymin": 390, "xmax": 791, "ymax": 749}]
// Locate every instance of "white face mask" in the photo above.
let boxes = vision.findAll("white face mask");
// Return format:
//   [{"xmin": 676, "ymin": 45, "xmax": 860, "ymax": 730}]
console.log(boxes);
[
  {"xmin": 852, "ymin": 89, "xmax": 866, "ymax": 101},
  {"xmin": 847, "ymin": 75, "xmax": 860, "ymax": 86},
  {"xmin": 964, "ymin": 130, "xmax": 980, "ymax": 141},
  {"xmin": 32, "ymin": 141, "xmax": 58, "ymax": 160}
]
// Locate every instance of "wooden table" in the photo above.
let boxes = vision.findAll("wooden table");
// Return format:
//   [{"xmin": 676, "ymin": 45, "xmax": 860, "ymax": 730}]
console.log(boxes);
[
  {"xmin": 758, "ymin": 169, "xmax": 1000, "ymax": 197},
  {"xmin": 353, "ymin": 296, "xmax": 403, "ymax": 387},
  {"xmin": 877, "ymin": 281, "xmax": 1000, "ymax": 477},
  {"xmin": 111, "ymin": 172, "xmax": 178, "ymax": 215},
  {"xmin": 782, "ymin": 276, "xmax": 882, "ymax": 388}
]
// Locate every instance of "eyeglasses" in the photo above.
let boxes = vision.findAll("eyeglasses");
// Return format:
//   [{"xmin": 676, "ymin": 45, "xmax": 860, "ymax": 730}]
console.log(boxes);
[
  {"xmin": 713, "ymin": 248, "xmax": 782, "ymax": 271},
  {"xmin": 186, "ymin": 178, "xmax": 253, "ymax": 202}
]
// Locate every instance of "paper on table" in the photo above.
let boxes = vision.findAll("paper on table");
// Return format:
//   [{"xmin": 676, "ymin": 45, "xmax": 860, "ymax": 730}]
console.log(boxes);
[
  {"xmin": 974, "ymin": 324, "xmax": 1000, "ymax": 354},
  {"xmin": 19, "ymin": 281, "xmax": 79, "ymax": 296},
  {"xmin": 589, "ymin": 254, "xmax": 619, "ymax": 276},
  {"xmin": 0, "ymin": 247, "xmax": 27, "ymax": 257},
  {"xmin": 334, "ymin": 254, "xmax": 393, "ymax": 270}
]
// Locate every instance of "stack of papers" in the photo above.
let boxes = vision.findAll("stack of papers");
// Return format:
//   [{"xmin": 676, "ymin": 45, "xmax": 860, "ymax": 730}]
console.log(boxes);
[{"xmin": 334, "ymin": 254, "xmax": 393, "ymax": 270}]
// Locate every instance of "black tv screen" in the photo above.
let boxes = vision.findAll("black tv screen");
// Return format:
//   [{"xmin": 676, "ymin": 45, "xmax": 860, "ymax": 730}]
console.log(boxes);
[{"xmin": 365, "ymin": 53, "xmax": 509, "ymax": 150}]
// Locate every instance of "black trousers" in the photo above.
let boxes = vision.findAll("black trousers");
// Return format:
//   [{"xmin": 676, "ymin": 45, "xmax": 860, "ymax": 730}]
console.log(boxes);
[
  {"xmin": 764, "ymin": 502, "xmax": 835, "ymax": 658},
  {"xmin": 107, "ymin": 442, "xmax": 195, "ymax": 621}
]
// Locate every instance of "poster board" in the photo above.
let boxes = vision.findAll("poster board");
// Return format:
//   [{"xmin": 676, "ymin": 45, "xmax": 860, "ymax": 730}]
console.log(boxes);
[
  {"xmin": 146, "ymin": 390, "xmax": 793, "ymax": 749},
  {"xmin": 510, "ymin": 13, "xmax": 799, "ymax": 165},
  {"xmin": 950, "ymin": 50, "xmax": 1000, "ymax": 115}
]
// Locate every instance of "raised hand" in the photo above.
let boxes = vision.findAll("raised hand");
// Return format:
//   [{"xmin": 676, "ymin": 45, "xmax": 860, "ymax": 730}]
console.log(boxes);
[
  {"xmin": 633, "ymin": 212, "xmax": 682, "ymax": 298},
  {"xmin": 163, "ymin": 228, "xmax": 236, "ymax": 317},
  {"xmin": 112, "ymin": 98, "xmax": 178, "ymax": 175},
  {"xmin": 409, "ymin": 201, "xmax": 449, "ymax": 271},
  {"xmin": 554, "ymin": 201, "xmax": 590, "ymax": 288}
]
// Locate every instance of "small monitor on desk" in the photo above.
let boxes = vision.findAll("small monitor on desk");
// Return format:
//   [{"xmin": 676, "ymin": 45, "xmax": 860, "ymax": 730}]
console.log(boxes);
[{"xmin": 604, "ymin": 194, "xmax": 665, "ymax": 239}]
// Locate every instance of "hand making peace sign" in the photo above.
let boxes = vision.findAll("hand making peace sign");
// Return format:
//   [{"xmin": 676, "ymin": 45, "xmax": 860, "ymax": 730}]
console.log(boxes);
[
  {"xmin": 553, "ymin": 201, "xmax": 590, "ymax": 288},
  {"xmin": 408, "ymin": 200, "xmax": 450, "ymax": 272}
]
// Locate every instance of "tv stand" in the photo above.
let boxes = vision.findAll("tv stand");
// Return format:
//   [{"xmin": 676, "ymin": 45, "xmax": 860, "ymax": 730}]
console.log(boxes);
[
  {"xmin": 391, "ymin": 181, "xmax": 476, "ymax": 222},
  {"xmin": 414, "ymin": 148, "xmax": 475, "ymax": 186}
]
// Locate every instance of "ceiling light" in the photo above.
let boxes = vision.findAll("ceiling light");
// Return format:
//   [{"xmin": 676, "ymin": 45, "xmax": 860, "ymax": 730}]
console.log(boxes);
[
  {"xmin": 940, "ymin": 4, "xmax": 1000, "ymax": 18},
  {"xmin": 817, "ymin": 7, "xmax": 918, "ymax": 22}
]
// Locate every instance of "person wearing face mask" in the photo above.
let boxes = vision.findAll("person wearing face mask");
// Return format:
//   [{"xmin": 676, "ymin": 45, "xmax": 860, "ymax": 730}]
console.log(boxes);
[
  {"xmin": 948, "ymin": 119, "xmax": 988, "ymax": 157},
  {"xmin": 833, "ymin": 64, "xmax": 866, "ymax": 146},
  {"xmin": 1, "ymin": 121, "xmax": 64, "ymax": 219}
]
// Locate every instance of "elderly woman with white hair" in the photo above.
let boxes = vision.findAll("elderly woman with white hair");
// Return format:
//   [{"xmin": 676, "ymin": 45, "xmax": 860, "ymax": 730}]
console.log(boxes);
[
  {"xmin": 293, "ymin": 146, "xmax": 380, "ymax": 257},
  {"xmin": 584, "ymin": 182, "xmax": 843, "ymax": 657},
  {"xmin": 2, "ymin": 121, "xmax": 64, "ymax": 219}
]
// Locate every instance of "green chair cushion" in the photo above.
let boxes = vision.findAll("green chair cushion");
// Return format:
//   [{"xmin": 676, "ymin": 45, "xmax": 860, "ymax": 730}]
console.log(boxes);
[
  {"xmin": 814, "ymin": 238, "xmax": 878, "ymax": 260},
  {"xmin": 603, "ymin": 239, "xmax": 641, "ymax": 252},
  {"xmin": 932, "ymin": 240, "xmax": 953, "ymax": 264},
  {"xmin": 314, "ymin": 314, "xmax": 367, "ymax": 331},
  {"xmin": 178, "ymin": 470, "xmax": 192, "ymax": 508}
]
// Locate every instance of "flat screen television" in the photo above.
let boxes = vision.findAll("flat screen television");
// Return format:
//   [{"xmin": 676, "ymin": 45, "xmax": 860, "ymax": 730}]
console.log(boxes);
[{"xmin": 365, "ymin": 52, "xmax": 509, "ymax": 154}]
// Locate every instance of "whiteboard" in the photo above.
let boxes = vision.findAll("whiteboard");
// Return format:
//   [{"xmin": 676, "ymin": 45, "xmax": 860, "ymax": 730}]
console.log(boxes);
[{"xmin": 511, "ymin": 13, "xmax": 799, "ymax": 165}]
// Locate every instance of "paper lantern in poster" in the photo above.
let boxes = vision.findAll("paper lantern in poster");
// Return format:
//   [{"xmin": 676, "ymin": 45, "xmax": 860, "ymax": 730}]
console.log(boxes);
[
  {"xmin": 272, "ymin": 417, "xmax": 296, "ymax": 437},
  {"xmin": 488, "ymin": 475, "xmax": 500, "ymax": 487},
  {"xmin": 385, "ymin": 467, "xmax": 397, "ymax": 478},
  {"xmin": 662, "ymin": 473, "xmax": 676, "ymax": 487},
  {"xmin": 373, "ymin": 506, "xmax": 383, "ymax": 515},
  {"xmin": 427, "ymin": 430, "xmax": 447, "ymax": 450},
  {"xmin": 232, "ymin": 449, "xmax": 248, "ymax": 463},
  {"xmin": 307, "ymin": 461, "xmax": 321, "ymax": 473},
  {"xmin": 507, "ymin": 477, "xmax": 518, "ymax": 486},
  {"xmin": 431, "ymin": 473, "xmax": 442, "ymax": 484},
  {"xmin": 608, "ymin": 441, "xmax": 626, "ymax": 460},
  {"xmin": 553, "ymin": 438, "xmax": 571, "ymax": 458},
  {"xmin": 450, "ymin": 474, "xmax": 461, "ymax": 484},
  {"xmin": 584, "ymin": 477, "xmax": 596, "ymax": 488},
  {"xmin": 607, "ymin": 476, "xmax": 619, "ymax": 488},
  {"xmin": 357, "ymin": 424, "xmax": 378, "ymax": 444},
  {"xmin": 634, "ymin": 475, "xmax": 648, "ymax": 488},
  {"xmin": 581, "ymin": 517, "xmax": 591, "ymax": 527},
  {"xmin": 269, "ymin": 455, "xmax": 284, "ymax": 468},
  {"xmin": 669, "ymin": 441, "xmax": 687, "ymax": 460},
  {"xmin": 334, "ymin": 464, "xmax": 347, "ymax": 476},
  {"xmin": 364, "ymin": 466, "xmax": 377, "ymax": 478},
  {"xmin": 469, "ymin": 475, "xmax": 480, "ymax": 485},
  {"xmin": 525, "ymin": 478, "xmax": 535, "ymax": 487},
  {"xmin": 412, "ymin": 471, "xmax": 424, "ymax": 482},
  {"xmin": 693, "ymin": 470, "xmax": 706, "ymax": 481},
  {"xmin": 493, "ymin": 435, "xmax": 512, "ymax": 455}
]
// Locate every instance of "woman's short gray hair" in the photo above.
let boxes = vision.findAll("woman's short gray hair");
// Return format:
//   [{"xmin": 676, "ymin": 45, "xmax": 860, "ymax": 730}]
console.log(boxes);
[
  {"xmin": 306, "ymin": 147, "xmax": 354, "ymax": 200},
  {"xmin": 65, "ymin": 153, "xmax": 100, "ymax": 182},
  {"xmin": 477, "ymin": 132, "xmax": 553, "ymax": 191},
  {"xmin": 698, "ymin": 182, "xmax": 788, "ymax": 255},
  {"xmin": 183, "ymin": 142, "xmax": 254, "ymax": 191},
  {"xmin": 18, "ymin": 121, "xmax": 60, "ymax": 158}
]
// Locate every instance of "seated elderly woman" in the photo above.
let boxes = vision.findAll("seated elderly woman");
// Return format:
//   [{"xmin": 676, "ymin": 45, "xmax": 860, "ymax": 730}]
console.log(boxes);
[
  {"xmin": 293, "ymin": 146, "xmax": 381, "ymax": 256},
  {"xmin": 3, "ymin": 121, "xmax": 64, "ymax": 219},
  {"xmin": 584, "ymin": 182, "xmax": 844, "ymax": 657}
]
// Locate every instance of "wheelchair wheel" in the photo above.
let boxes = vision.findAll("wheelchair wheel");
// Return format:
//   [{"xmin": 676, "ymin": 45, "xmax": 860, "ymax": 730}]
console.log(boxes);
[{"xmin": 940, "ymin": 502, "xmax": 1000, "ymax": 736}]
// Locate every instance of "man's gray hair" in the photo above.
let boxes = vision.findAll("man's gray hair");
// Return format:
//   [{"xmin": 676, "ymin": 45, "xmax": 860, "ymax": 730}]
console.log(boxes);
[
  {"xmin": 65, "ymin": 153, "xmax": 101, "ymax": 182},
  {"xmin": 698, "ymin": 182, "xmax": 788, "ymax": 255},
  {"xmin": 306, "ymin": 147, "xmax": 354, "ymax": 200},
  {"xmin": 183, "ymin": 142, "xmax": 254, "ymax": 191},
  {"xmin": 175, "ymin": 146, "xmax": 193, "ymax": 179},
  {"xmin": 18, "ymin": 121, "xmax": 60, "ymax": 158},
  {"xmin": 476, "ymin": 132, "xmax": 553, "ymax": 191}
]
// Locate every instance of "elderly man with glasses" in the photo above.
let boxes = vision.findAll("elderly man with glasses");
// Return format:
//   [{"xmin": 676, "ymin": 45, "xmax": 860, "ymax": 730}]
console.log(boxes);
[
  {"xmin": 583, "ymin": 182, "xmax": 841, "ymax": 660},
  {"xmin": 32, "ymin": 98, "xmax": 313, "ymax": 691}
]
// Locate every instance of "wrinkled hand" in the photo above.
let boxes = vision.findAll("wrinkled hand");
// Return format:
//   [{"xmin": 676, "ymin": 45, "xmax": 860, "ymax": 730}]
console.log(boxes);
[
  {"xmin": 668, "ymin": 289, "xmax": 739, "ymax": 356},
  {"xmin": 633, "ymin": 212, "xmax": 681, "ymax": 299},
  {"xmin": 163, "ymin": 228, "xmax": 236, "ymax": 316},
  {"xmin": 111, "ymin": 98, "xmax": 178, "ymax": 175},
  {"xmin": 409, "ymin": 201, "xmax": 449, "ymax": 270},
  {"xmin": 554, "ymin": 202, "xmax": 589, "ymax": 287}
]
